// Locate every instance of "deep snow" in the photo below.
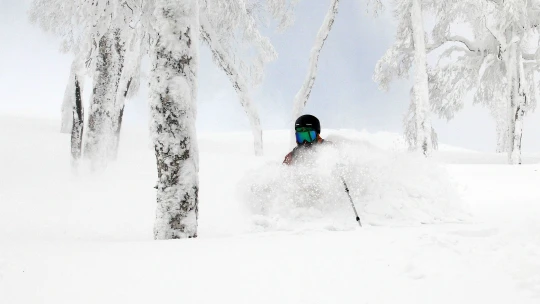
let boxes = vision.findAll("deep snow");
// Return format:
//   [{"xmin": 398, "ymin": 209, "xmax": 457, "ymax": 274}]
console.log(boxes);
[{"xmin": 1, "ymin": 115, "xmax": 540, "ymax": 303}]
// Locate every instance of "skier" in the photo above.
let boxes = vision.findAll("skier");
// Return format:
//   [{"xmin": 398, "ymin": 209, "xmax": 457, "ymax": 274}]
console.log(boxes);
[
  {"xmin": 282, "ymin": 115, "xmax": 362, "ymax": 226},
  {"xmin": 283, "ymin": 114, "xmax": 329, "ymax": 165}
]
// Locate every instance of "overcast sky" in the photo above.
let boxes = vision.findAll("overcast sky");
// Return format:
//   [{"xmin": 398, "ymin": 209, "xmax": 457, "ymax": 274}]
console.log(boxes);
[{"xmin": 1, "ymin": 0, "xmax": 539, "ymax": 153}]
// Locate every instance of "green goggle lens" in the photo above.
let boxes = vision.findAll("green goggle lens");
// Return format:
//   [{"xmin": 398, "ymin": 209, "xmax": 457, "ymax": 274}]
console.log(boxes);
[{"xmin": 295, "ymin": 128, "xmax": 317, "ymax": 144}]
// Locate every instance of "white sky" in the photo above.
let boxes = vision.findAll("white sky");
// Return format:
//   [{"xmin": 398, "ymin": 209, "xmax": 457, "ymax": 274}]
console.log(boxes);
[{"xmin": 1, "ymin": 0, "xmax": 539, "ymax": 153}]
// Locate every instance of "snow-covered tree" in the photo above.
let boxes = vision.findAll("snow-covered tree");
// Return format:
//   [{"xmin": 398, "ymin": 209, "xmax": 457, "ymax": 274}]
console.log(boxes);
[
  {"xmin": 200, "ymin": 0, "xmax": 296, "ymax": 155},
  {"xmin": 32, "ymin": 0, "xmax": 290, "ymax": 159},
  {"xmin": 374, "ymin": 0, "xmax": 435, "ymax": 156},
  {"xmin": 200, "ymin": 12, "xmax": 264, "ymax": 155},
  {"xmin": 60, "ymin": 59, "xmax": 86, "ymax": 168},
  {"xmin": 84, "ymin": 28, "xmax": 127, "ymax": 168},
  {"xmin": 149, "ymin": 0, "xmax": 296, "ymax": 238},
  {"xmin": 83, "ymin": 2, "xmax": 149, "ymax": 167},
  {"xmin": 71, "ymin": 72, "xmax": 85, "ymax": 169},
  {"xmin": 429, "ymin": 0, "xmax": 540, "ymax": 164},
  {"xmin": 149, "ymin": 0, "xmax": 200, "ymax": 239},
  {"xmin": 290, "ymin": 0, "xmax": 339, "ymax": 147},
  {"xmin": 30, "ymin": 0, "xmax": 82, "ymax": 134},
  {"xmin": 32, "ymin": 0, "xmax": 296, "ymax": 238},
  {"xmin": 111, "ymin": 26, "xmax": 145, "ymax": 160},
  {"xmin": 107, "ymin": 2, "xmax": 148, "ymax": 160},
  {"xmin": 30, "ymin": 0, "xmax": 143, "ymax": 168}
]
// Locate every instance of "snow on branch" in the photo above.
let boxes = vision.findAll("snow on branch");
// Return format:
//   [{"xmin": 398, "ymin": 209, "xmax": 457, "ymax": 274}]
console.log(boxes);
[
  {"xmin": 373, "ymin": 44, "xmax": 414, "ymax": 91},
  {"xmin": 290, "ymin": 0, "xmax": 339, "ymax": 120},
  {"xmin": 428, "ymin": 35, "xmax": 485, "ymax": 53},
  {"xmin": 429, "ymin": 56, "xmax": 480, "ymax": 121},
  {"xmin": 200, "ymin": 11, "xmax": 263, "ymax": 156},
  {"xmin": 201, "ymin": 0, "xmax": 279, "ymax": 88}
]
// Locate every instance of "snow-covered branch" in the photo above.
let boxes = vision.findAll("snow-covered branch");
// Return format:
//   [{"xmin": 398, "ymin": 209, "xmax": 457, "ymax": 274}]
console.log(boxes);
[
  {"xmin": 290, "ymin": 0, "xmax": 339, "ymax": 147},
  {"xmin": 430, "ymin": 55, "xmax": 481, "ymax": 121},
  {"xmin": 200, "ymin": 11, "xmax": 263, "ymax": 156},
  {"xmin": 435, "ymin": 45, "xmax": 478, "ymax": 67},
  {"xmin": 485, "ymin": 19, "xmax": 508, "ymax": 49},
  {"xmin": 428, "ymin": 35, "xmax": 485, "ymax": 53},
  {"xmin": 291, "ymin": 0, "xmax": 339, "ymax": 117}
]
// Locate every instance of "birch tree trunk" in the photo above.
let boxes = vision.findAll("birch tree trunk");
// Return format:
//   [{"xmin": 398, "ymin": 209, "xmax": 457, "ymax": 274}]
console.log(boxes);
[
  {"xmin": 200, "ymin": 13, "xmax": 263, "ymax": 156},
  {"xmin": 84, "ymin": 29, "xmax": 124, "ymax": 169},
  {"xmin": 109, "ymin": 35, "xmax": 127, "ymax": 161},
  {"xmin": 110, "ymin": 78, "xmax": 131, "ymax": 160},
  {"xmin": 511, "ymin": 86, "xmax": 526, "ymax": 165},
  {"xmin": 290, "ymin": 0, "xmax": 339, "ymax": 147},
  {"xmin": 495, "ymin": 117, "xmax": 509, "ymax": 153},
  {"xmin": 71, "ymin": 75, "xmax": 84, "ymax": 168},
  {"xmin": 410, "ymin": 0, "xmax": 432, "ymax": 156},
  {"xmin": 150, "ymin": 0, "xmax": 200, "ymax": 239},
  {"xmin": 507, "ymin": 43, "xmax": 526, "ymax": 165},
  {"xmin": 110, "ymin": 31, "xmax": 144, "ymax": 160}
]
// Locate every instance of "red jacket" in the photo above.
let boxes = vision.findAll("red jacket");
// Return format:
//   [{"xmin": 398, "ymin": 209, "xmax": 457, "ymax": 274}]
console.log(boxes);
[{"xmin": 283, "ymin": 135, "xmax": 326, "ymax": 165}]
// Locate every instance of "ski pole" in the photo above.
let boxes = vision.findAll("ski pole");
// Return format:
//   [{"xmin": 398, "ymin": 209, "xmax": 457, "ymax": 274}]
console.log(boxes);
[{"xmin": 341, "ymin": 177, "xmax": 362, "ymax": 227}]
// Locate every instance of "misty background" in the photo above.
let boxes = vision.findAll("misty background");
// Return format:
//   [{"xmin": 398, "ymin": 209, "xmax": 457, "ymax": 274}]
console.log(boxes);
[{"xmin": 1, "ymin": 0, "xmax": 539, "ymax": 153}]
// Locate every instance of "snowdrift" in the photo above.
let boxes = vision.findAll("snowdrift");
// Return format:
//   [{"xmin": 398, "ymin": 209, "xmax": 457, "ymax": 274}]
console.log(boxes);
[
  {"xmin": 238, "ymin": 130, "xmax": 470, "ymax": 232},
  {"xmin": 3, "ymin": 116, "xmax": 540, "ymax": 303}
]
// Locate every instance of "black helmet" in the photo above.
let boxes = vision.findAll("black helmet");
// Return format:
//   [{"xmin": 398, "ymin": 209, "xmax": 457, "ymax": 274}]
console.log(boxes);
[{"xmin": 295, "ymin": 114, "xmax": 320, "ymax": 134}]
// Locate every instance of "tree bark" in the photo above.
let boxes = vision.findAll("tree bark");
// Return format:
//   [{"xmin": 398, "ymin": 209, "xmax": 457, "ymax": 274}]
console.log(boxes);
[
  {"xmin": 410, "ymin": 0, "xmax": 433, "ymax": 156},
  {"xmin": 84, "ymin": 28, "xmax": 124, "ymax": 169},
  {"xmin": 71, "ymin": 75, "xmax": 84, "ymax": 167},
  {"xmin": 110, "ymin": 78, "xmax": 131, "ymax": 161},
  {"xmin": 150, "ymin": 0, "xmax": 200, "ymax": 239},
  {"xmin": 109, "ymin": 32, "xmax": 130, "ymax": 161},
  {"xmin": 507, "ymin": 43, "xmax": 526, "ymax": 165}
]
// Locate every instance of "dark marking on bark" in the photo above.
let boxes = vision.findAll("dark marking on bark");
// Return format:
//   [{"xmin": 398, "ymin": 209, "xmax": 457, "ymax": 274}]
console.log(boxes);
[
  {"xmin": 71, "ymin": 76, "xmax": 84, "ymax": 161},
  {"xmin": 124, "ymin": 77, "xmax": 132, "ymax": 98},
  {"xmin": 169, "ymin": 214, "xmax": 186, "ymax": 231},
  {"xmin": 185, "ymin": 27, "xmax": 192, "ymax": 47},
  {"xmin": 167, "ymin": 186, "xmax": 199, "ymax": 238}
]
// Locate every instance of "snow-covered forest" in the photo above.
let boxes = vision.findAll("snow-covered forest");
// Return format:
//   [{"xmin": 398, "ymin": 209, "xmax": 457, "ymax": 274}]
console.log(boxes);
[
  {"xmin": 27, "ymin": 0, "xmax": 540, "ymax": 236},
  {"xmin": 2, "ymin": 0, "xmax": 540, "ymax": 303}
]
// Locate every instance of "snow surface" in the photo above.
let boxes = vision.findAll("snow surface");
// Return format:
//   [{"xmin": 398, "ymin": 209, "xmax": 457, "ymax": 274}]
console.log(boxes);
[{"xmin": 1, "ymin": 115, "xmax": 540, "ymax": 303}]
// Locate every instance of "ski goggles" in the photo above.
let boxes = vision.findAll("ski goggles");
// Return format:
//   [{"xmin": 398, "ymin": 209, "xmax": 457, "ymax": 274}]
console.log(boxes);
[{"xmin": 295, "ymin": 127, "xmax": 317, "ymax": 144}]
